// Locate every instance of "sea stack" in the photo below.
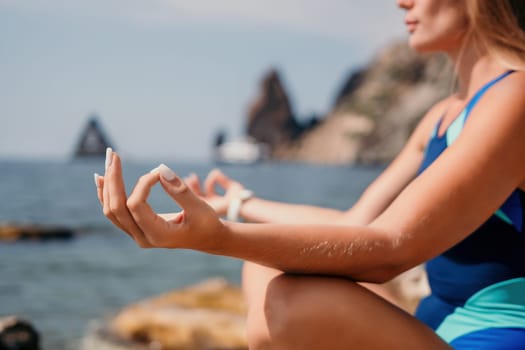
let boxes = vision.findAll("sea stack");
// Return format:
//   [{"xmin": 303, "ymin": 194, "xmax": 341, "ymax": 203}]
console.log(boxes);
[{"xmin": 74, "ymin": 115, "xmax": 114, "ymax": 158}]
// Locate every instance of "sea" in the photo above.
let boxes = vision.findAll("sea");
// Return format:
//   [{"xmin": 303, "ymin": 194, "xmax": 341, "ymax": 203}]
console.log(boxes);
[{"xmin": 0, "ymin": 159, "xmax": 383, "ymax": 349}]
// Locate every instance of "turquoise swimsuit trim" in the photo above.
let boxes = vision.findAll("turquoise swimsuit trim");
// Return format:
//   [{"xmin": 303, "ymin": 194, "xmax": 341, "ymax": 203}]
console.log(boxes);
[{"xmin": 436, "ymin": 278, "xmax": 525, "ymax": 343}]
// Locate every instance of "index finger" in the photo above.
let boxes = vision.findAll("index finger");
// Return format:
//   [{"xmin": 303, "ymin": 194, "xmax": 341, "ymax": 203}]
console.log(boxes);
[
  {"xmin": 185, "ymin": 173, "xmax": 203, "ymax": 196},
  {"xmin": 204, "ymin": 168, "xmax": 232, "ymax": 195},
  {"xmin": 127, "ymin": 171, "xmax": 171, "ymax": 238},
  {"xmin": 104, "ymin": 153, "xmax": 153, "ymax": 247}
]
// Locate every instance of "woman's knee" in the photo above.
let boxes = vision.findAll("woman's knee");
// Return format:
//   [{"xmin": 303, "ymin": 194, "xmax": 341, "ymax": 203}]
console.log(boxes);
[
  {"xmin": 245, "ymin": 274, "xmax": 307, "ymax": 350},
  {"xmin": 244, "ymin": 271, "xmax": 449, "ymax": 349},
  {"xmin": 262, "ymin": 275, "xmax": 361, "ymax": 348},
  {"xmin": 242, "ymin": 266, "xmax": 366, "ymax": 348}
]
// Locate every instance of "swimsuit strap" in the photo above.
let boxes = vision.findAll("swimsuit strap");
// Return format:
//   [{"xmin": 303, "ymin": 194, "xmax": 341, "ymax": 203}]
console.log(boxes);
[
  {"xmin": 434, "ymin": 70, "xmax": 516, "ymax": 143},
  {"xmin": 462, "ymin": 70, "xmax": 515, "ymax": 122}
]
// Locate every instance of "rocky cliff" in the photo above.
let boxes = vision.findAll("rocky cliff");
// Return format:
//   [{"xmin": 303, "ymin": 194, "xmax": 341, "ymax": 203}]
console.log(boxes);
[
  {"xmin": 246, "ymin": 41, "xmax": 454, "ymax": 165},
  {"xmin": 245, "ymin": 69, "xmax": 318, "ymax": 153}
]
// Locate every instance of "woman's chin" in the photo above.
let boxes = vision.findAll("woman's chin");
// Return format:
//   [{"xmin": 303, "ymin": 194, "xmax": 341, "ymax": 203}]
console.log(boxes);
[{"xmin": 408, "ymin": 37, "xmax": 438, "ymax": 54}]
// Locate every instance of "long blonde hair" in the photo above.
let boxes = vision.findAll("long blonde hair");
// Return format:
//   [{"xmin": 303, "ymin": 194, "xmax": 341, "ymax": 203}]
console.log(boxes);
[{"xmin": 466, "ymin": 0, "xmax": 525, "ymax": 70}]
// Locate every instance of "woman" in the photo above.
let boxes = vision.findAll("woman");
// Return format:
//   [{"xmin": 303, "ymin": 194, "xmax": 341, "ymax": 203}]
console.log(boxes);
[{"xmin": 95, "ymin": 0, "xmax": 525, "ymax": 348}]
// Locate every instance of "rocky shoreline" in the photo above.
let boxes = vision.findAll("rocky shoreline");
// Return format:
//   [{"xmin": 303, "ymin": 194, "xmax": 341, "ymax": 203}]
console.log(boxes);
[
  {"xmin": 0, "ymin": 223, "xmax": 74, "ymax": 242},
  {"xmin": 243, "ymin": 41, "xmax": 453, "ymax": 165},
  {"xmin": 82, "ymin": 266, "xmax": 429, "ymax": 350},
  {"xmin": 83, "ymin": 279, "xmax": 248, "ymax": 350}
]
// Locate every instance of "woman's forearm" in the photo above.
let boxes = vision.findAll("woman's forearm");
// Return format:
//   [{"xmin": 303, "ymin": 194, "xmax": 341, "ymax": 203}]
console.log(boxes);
[
  {"xmin": 239, "ymin": 197, "xmax": 346, "ymax": 224},
  {"xmin": 216, "ymin": 221, "xmax": 402, "ymax": 283}
]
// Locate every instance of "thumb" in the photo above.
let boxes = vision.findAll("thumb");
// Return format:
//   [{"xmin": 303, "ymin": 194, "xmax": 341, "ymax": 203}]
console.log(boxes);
[{"xmin": 158, "ymin": 164, "xmax": 202, "ymax": 210}]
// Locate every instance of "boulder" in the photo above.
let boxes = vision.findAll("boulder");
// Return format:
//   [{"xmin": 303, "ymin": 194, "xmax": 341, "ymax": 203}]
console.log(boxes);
[
  {"xmin": 0, "ymin": 316, "xmax": 41, "ymax": 350},
  {"xmin": 85, "ymin": 279, "xmax": 248, "ymax": 350}
]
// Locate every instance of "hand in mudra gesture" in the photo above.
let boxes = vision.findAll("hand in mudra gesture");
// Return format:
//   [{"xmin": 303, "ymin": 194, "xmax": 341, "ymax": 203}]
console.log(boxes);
[
  {"xmin": 95, "ymin": 149, "xmax": 225, "ymax": 251},
  {"xmin": 184, "ymin": 168, "xmax": 247, "ymax": 217}
]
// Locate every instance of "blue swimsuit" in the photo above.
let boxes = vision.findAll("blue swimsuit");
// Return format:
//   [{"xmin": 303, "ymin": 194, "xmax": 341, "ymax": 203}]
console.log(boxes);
[{"xmin": 414, "ymin": 70, "xmax": 525, "ymax": 348}]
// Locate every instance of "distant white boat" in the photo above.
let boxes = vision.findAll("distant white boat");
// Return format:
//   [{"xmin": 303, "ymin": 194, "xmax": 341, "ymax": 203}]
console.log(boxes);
[{"xmin": 214, "ymin": 137, "xmax": 269, "ymax": 165}]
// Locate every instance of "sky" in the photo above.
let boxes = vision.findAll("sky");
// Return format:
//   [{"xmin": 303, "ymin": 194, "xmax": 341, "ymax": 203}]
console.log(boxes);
[{"xmin": 1, "ymin": 0, "xmax": 406, "ymax": 162}]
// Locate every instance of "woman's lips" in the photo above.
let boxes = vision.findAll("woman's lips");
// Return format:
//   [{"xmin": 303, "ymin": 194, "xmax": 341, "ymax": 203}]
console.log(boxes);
[{"xmin": 405, "ymin": 19, "xmax": 418, "ymax": 33}]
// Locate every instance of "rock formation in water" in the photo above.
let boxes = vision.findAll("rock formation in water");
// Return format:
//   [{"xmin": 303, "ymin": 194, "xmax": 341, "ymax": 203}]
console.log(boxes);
[
  {"xmin": 245, "ymin": 41, "xmax": 453, "ymax": 165},
  {"xmin": 246, "ymin": 69, "xmax": 319, "ymax": 154},
  {"xmin": 74, "ymin": 115, "xmax": 114, "ymax": 158}
]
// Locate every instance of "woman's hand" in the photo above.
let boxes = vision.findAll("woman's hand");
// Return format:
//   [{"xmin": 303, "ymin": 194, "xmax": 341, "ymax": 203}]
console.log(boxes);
[
  {"xmin": 184, "ymin": 169, "xmax": 247, "ymax": 217},
  {"xmin": 95, "ymin": 150, "xmax": 226, "ymax": 251}
]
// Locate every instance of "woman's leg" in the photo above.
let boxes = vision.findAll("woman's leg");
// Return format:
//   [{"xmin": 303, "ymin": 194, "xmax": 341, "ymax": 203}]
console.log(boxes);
[{"xmin": 242, "ymin": 262, "xmax": 451, "ymax": 350}]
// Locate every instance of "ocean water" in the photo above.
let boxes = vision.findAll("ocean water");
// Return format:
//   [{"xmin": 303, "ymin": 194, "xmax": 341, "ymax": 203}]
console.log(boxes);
[{"xmin": 0, "ymin": 159, "xmax": 382, "ymax": 349}]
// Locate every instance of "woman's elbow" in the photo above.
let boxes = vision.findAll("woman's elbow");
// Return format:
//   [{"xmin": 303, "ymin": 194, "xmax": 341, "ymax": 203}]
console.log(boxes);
[{"xmin": 350, "ymin": 263, "xmax": 405, "ymax": 284}]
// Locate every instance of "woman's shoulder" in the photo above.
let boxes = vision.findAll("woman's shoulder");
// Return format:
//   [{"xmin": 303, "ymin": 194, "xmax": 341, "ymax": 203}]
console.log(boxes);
[
  {"xmin": 459, "ymin": 69, "xmax": 525, "ymax": 160},
  {"xmin": 484, "ymin": 70, "xmax": 525, "ymax": 101},
  {"xmin": 471, "ymin": 70, "xmax": 525, "ymax": 126},
  {"xmin": 494, "ymin": 69, "xmax": 525, "ymax": 92}
]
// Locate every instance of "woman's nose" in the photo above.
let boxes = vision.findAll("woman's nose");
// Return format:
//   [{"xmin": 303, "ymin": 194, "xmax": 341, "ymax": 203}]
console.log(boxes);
[{"xmin": 397, "ymin": 0, "xmax": 414, "ymax": 9}]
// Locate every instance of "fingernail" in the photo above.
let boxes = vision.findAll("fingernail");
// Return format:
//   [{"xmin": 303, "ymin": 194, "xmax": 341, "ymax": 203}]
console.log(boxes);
[
  {"xmin": 159, "ymin": 164, "xmax": 181, "ymax": 185},
  {"xmin": 105, "ymin": 147, "xmax": 113, "ymax": 170},
  {"xmin": 150, "ymin": 166, "xmax": 160, "ymax": 174},
  {"xmin": 94, "ymin": 173, "xmax": 100, "ymax": 187}
]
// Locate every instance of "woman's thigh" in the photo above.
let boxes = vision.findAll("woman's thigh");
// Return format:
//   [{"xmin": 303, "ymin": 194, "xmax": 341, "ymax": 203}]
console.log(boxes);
[{"xmin": 242, "ymin": 262, "xmax": 451, "ymax": 350}]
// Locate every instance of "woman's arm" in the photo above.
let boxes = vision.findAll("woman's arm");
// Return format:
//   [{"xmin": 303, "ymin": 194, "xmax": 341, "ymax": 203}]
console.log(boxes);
[{"xmin": 99, "ymin": 75, "xmax": 525, "ymax": 282}]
